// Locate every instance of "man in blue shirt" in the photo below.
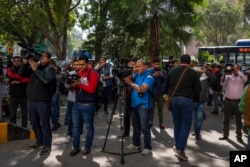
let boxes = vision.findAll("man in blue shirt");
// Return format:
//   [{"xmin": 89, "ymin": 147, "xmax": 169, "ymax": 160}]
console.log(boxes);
[{"xmin": 124, "ymin": 60, "xmax": 154, "ymax": 155}]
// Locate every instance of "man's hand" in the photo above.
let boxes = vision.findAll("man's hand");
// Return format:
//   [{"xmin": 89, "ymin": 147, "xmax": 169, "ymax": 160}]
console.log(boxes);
[
  {"xmin": 29, "ymin": 59, "xmax": 38, "ymax": 71},
  {"xmin": 69, "ymin": 80, "xmax": 79, "ymax": 87},
  {"xmin": 10, "ymin": 80, "xmax": 20, "ymax": 85},
  {"xmin": 124, "ymin": 76, "xmax": 133, "ymax": 85}
]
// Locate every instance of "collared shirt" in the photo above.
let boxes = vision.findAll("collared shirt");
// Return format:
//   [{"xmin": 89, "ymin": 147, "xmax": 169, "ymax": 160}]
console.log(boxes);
[{"xmin": 221, "ymin": 72, "xmax": 247, "ymax": 100}]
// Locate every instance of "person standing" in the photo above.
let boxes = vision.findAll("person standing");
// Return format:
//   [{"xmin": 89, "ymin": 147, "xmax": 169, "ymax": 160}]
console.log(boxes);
[
  {"xmin": 149, "ymin": 58, "xmax": 167, "ymax": 129},
  {"xmin": 94, "ymin": 56, "xmax": 113, "ymax": 114},
  {"xmin": 69, "ymin": 55, "xmax": 99, "ymax": 156},
  {"xmin": 165, "ymin": 54, "xmax": 201, "ymax": 161},
  {"xmin": 19, "ymin": 51, "xmax": 56, "ymax": 156},
  {"xmin": 238, "ymin": 83, "xmax": 250, "ymax": 150},
  {"xmin": 124, "ymin": 60, "xmax": 154, "ymax": 155},
  {"xmin": 7, "ymin": 56, "xmax": 29, "ymax": 128},
  {"xmin": 193, "ymin": 65, "xmax": 215, "ymax": 140},
  {"xmin": 219, "ymin": 64, "xmax": 247, "ymax": 143}
]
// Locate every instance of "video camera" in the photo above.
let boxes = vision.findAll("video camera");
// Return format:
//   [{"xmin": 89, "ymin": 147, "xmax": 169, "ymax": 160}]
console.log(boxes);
[
  {"xmin": 224, "ymin": 63, "xmax": 234, "ymax": 74},
  {"xmin": 66, "ymin": 70, "xmax": 79, "ymax": 84},
  {"xmin": 18, "ymin": 43, "xmax": 41, "ymax": 62},
  {"xmin": 112, "ymin": 66, "xmax": 133, "ymax": 78}
]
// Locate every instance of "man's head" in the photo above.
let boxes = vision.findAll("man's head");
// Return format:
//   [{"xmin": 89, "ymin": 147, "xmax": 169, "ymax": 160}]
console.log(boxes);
[
  {"xmin": 78, "ymin": 55, "xmax": 89, "ymax": 71},
  {"xmin": 233, "ymin": 64, "xmax": 241, "ymax": 75},
  {"xmin": 12, "ymin": 56, "xmax": 22, "ymax": 67},
  {"xmin": 180, "ymin": 54, "xmax": 191, "ymax": 65},
  {"xmin": 135, "ymin": 59, "xmax": 148, "ymax": 74},
  {"xmin": 99, "ymin": 56, "xmax": 107, "ymax": 65},
  {"xmin": 152, "ymin": 57, "xmax": 161, "ymax": 70},
  {"xmin": 40, "ymin": 50, "xmax": 52, "ymax": 65}
]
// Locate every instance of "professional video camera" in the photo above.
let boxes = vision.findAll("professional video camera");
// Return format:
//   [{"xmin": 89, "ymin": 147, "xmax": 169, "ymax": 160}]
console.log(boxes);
[
  {"xmin": 66, "ymin": 70, "xmax": 79, "ymax": 84},
  {"xmin": 112, "ymin": 66, "xmax": 133, "ymax": 78},
  {"xmin": 18, "ymin": 43, "xmax": 41, "ymax": 62},
  {"xmin": 224, "ymin": 63, "xmax": 234, "ymax": 74}
]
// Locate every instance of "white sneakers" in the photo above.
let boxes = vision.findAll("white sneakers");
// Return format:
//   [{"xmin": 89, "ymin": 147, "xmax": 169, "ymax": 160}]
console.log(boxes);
[
  {"xmin": 141, "ymin": 149, "xmax": 152, "ymax": 155},
  {"xmin": 126, "ymin": 144, "xmax": 151, "ymax": 155}
]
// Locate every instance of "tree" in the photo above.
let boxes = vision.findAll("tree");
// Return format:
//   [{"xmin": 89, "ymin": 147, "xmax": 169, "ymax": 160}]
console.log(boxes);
[
  {"xmin": 0, "ymin": 0, "xmax": 81, "ymax": 60},
  {"xmin": 195, "ymin": 0, "xmax": 243, "ymax": 46}
]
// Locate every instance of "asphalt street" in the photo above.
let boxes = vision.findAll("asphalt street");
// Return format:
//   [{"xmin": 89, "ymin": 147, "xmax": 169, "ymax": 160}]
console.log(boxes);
[{"xmin": 0, "ymin": 95, "xmax": 247, "ymax": 167}]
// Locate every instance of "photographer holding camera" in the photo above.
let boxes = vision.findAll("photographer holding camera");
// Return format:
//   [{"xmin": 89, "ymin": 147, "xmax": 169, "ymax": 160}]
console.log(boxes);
[
  {"xmin": 219, "ymin": 64, "xmax": 247, "ymax": 143},
  {"xmin": 124, "ymin": 59, "xmax": 154, "ymax": 155},
  {"xmin": 18, "ymin": 50, "xmax": 56, "ymax": 156},
  {"xmin": 69, "ymin": 55, "xmax": 99, "ymax": 156}
]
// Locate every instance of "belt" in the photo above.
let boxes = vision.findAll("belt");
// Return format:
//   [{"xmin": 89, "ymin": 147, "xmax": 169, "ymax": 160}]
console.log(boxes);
[
  {"xmin": 78, "ymin": 102, "xmax": 94, "ymax": 106},
  {"xmin": 225, "ymin": 98, "xmax": 240, "ymax": 101}
]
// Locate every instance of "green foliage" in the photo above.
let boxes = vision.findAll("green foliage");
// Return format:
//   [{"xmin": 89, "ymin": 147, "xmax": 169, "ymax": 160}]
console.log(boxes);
[{"xmin": 195, "ymin": 0, "xmax": 244, "ymax": 46}]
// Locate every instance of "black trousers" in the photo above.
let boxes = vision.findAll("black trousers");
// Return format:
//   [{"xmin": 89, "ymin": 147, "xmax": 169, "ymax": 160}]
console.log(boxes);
[
  {"xmin": 103, "ymin": 86, "xmax": 112, "ymax": 112},
  {"xmin": 9, "ymin": 96, "xmax": 28, "ymax": 128}
]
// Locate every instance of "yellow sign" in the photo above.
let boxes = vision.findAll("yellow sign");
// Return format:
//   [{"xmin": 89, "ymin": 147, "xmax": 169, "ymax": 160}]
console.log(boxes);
[{"xmin": 7, "ymin": 45, "xmax": 13, "ymax": 54}]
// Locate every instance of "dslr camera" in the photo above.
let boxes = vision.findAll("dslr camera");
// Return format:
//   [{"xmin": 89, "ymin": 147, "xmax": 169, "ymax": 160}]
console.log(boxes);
[{"xmin": 66, "ymin": 71, "xmax": 79, "ymax": 84}]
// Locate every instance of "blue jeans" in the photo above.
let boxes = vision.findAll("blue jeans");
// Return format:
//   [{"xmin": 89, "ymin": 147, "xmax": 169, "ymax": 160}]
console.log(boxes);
[
  {"xmin": 50, "ymin": 92, "xmax": 60, "ymax": 126},
  {"xmin": 171, "ymin": 96, "xmax": 193, "ymax": 151},
  {"xmin": 193, "ymin": 101, "xmax": 205, "ymax": 135},
  {"xmin": 246, "ymin": 135, "xmax": 250, "ymax": 151},
  {"xmin": 72, "ymin": 102, "xmax": 95, "ymax": 150},
  {"xmin": 131, "ymin": 105, "xmax": 152, "ymax": 150}
]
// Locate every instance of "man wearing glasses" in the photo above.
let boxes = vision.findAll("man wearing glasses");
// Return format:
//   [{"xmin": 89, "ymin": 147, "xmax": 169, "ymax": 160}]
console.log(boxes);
[{"xmin": 19, "ymin": 51, "xmax": 56, "ymax": 156}]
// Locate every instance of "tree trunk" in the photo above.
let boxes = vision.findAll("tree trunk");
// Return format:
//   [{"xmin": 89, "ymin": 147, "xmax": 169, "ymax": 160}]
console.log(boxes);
[{"xmin": 149, "ymin": 12, "xmax": 159, "ymax": 64}]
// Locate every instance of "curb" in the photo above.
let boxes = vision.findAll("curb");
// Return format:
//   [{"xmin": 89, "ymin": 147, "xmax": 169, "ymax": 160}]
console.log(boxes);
[{"xmin": 0, "ymin": 121, "xmax": 35, "ymax": 143}]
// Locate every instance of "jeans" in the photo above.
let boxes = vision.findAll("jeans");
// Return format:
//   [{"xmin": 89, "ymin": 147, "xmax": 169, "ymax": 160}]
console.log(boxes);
[
  {"xmin": 72, "ymin": 102, "xmax": 95, "ymax": 150},
  {"xmin": 213, "ymin": 91, "xmax": 222, "ymax": 112},
  {"xmin": 171, "ymin": 96, "xmax": 193, "ymax": 151},
  {"xmin": 246, "ymin": 135, "xmax": 250, "ymax": 151},
  {"xmin": 28, "ymin": 100, "xmax": 52, "ymax": 148},
  {"xmin": 66, "ymin": 101, "xmax": 74, "ymax": 136},
  {"xmin": 131, "ymin": 105, "xmax": 152, "ymax": 150},
  {"xmin": 50, "ymin": 92, "xmax": 60, "ymax": 127},
  {"xmin": 193, "ymin": 101, "xmax": 205, "ymax": 135},
  {"xmin": 102, "ymin": 86, "xmax": 112, "ymax": 112}
]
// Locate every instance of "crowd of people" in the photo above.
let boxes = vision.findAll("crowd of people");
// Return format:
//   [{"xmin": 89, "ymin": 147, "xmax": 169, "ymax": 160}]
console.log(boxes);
[{"xmin": 2, "ymin": 52, "xmax": 250, "ymax": 162}]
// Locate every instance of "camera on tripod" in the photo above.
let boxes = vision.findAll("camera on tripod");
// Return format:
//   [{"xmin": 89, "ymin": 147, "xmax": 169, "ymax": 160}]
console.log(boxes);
[{"xmin": 66, "ymin": 71, "xmax": 79, "ymax": 84}]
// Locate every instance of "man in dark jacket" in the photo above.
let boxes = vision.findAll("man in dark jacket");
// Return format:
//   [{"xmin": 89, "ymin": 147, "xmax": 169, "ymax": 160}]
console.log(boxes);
[
  {"xmin": 7, "ymin": 56, "xmax": 29, "ymax": 127},
  {"xmin": 165, "ymin": 54, "xmax": 201, "ymax": 161},
  {"xmin": 19, "ymin": 51, "xmax": 56, "ymax": 156}
]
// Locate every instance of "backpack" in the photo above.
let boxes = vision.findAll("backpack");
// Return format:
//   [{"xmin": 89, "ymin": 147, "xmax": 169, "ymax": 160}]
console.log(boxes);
[{"xmin": 45, "ymin": 65, "xmax": 57, "ymax": 96}]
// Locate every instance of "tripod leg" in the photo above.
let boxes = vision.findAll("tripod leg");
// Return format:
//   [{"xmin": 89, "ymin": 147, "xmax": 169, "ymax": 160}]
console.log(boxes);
[{"xmin": 101, "ymin": 93, "xmax": 119, "ymax": 152}]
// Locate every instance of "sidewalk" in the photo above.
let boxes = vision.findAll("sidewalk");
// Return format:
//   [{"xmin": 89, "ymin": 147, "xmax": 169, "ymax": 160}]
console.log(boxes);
[{"xmin": 0, "ymin": 97, "xmax": 247, "ymax": 167}]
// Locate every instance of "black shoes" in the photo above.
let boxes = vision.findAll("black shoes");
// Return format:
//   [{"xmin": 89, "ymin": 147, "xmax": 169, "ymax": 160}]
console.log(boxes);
[
  {"xmin": 28, "ymin": 143, "xmax": 43, "ymax": 149},
  {"xmin": 82, "ymin": 147, "xmax": 91, "ymax": 155},
  {"xmin": 52, "ymin": 123, "xmax": 62, "ymax": 131},
  {"xmin": 70, "ymin": 149, "xmax": 80, "ymax": 156},
  {"xmin": 195, "ymin": 134, "xmax": 201, "ymax": 140},
  {"xmin": 39, "ymin": 146, "xmax": 51, "ymax": 155},
  {"xmin": 219, "ymin": 135, "xmax": 228, "ymax": 140},
  {"xmin": 211, "ymin": 111, "xmax": 218, "ymax": 115},
  {"xmin": 237, "ymin": 138, "xmax": 244, "ymax": 144}
]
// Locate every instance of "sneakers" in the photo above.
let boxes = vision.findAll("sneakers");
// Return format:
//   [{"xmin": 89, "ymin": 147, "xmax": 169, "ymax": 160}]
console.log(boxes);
[
  {"xmin": 82, "ymin": 147, "xmax": 91, "ymax": 155},
  {"xmin": 70, "ymin": 149, "xmax": 80, "ymax": 156},
  {"xmin": 175, "ymin": 149, "xmax": 188, "ymax": 161},
  {"xmin": 141, "ymin": 149, "xmax": 152, "ymax": 155},
  {"xmin": 65, "ymin": 136, "xmax": 72, "ymax": 143},
  {"xmin": 28, "ymin": 143, "xmax": 43, "ymax": 149},
  {"xmin": 126, "ymin": 144, "xmax": 141, "ymax": 150},
  {"xmin": 195, "ymin": 134, "xmax": 201, "ymax": 140},
  {"xmin": 39, "ymin": 146, "xmax": 51, "ymax": 155}
]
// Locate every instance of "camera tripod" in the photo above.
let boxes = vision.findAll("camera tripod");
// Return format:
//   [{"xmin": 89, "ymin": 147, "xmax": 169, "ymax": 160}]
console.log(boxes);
[{"xmin": 101, "ymin": 81, "xmax": 140, "ymax": 165}]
